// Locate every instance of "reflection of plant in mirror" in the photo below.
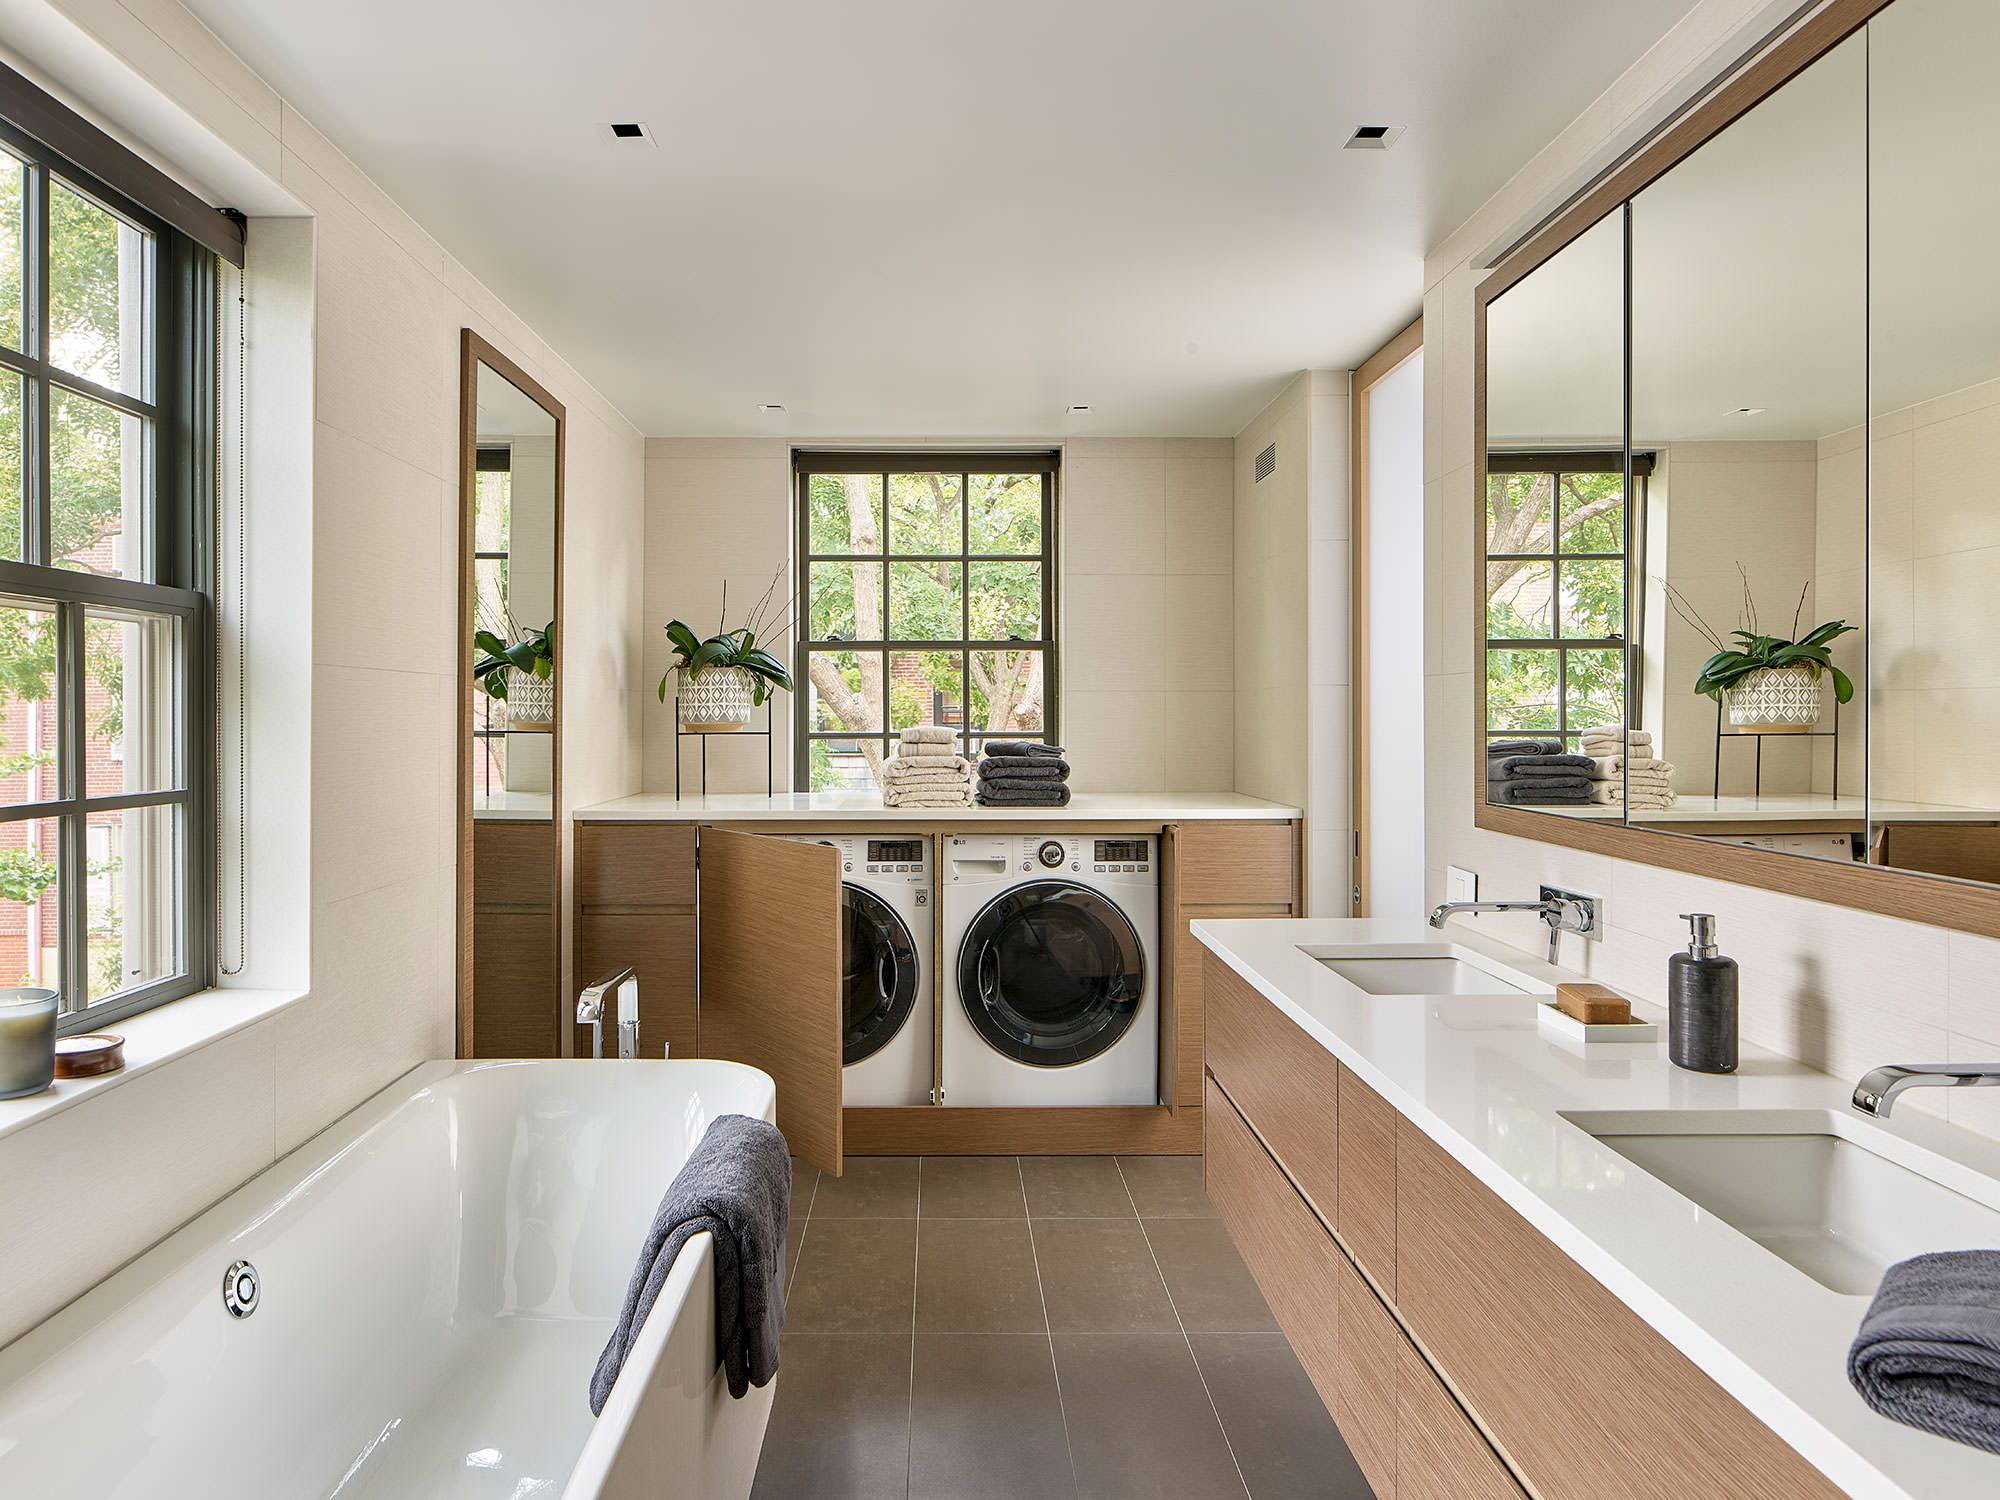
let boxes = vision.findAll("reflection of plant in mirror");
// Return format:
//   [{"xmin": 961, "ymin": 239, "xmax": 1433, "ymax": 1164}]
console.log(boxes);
[
  {"xmin": 1661, "ymin": 573, "xmax": 1857, "ymax": 703},
  {"xmin": 658, "ymin": 567, "xmax": 795, "ymax": 706},
  {"xmin": 472, "ymin": 621, "xmax": 554, "ymax": 701}
]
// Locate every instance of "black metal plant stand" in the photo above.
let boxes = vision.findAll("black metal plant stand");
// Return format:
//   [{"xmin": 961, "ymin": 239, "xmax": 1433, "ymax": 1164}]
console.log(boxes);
[
  {"xmin": 1712, "ymin": 694, "xmax": 1840, "ymax": 798},
  {"xmin": 673, "ymin": 694, "xmax": 776, "ymax": 797}
]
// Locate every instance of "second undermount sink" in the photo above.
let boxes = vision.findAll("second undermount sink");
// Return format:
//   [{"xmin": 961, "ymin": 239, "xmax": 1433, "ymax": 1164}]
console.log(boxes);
[
  {"xmin": 1303, "ymin": 944, "xmax": 1551, "ymax": 998},
  {"xmin": 1565, "ymin": 1109, "xmax": 2000, "ymax": 1296}
]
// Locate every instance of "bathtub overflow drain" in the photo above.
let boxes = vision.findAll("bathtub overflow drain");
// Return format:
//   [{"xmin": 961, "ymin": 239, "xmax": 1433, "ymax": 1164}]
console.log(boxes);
[{"xmin": 223, "ymin": 1260, "xmax": 260, "ymax": 1318}]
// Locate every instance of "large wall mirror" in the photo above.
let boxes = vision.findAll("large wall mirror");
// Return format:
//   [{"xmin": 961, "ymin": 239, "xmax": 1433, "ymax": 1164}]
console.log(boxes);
[
  {"xmin": 457, "ymin": 331, "xmax": 564, "ymax": 1054},
  {"xmin": 1477, "ymin": 0, "xmax": 2000, "ymax": 931}
]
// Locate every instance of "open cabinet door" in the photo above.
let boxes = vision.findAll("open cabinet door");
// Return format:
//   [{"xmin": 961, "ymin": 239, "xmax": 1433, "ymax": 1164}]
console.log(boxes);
[{"xmin": 697, "ymin": 827, "xmax": 845, "ymax": 1174}]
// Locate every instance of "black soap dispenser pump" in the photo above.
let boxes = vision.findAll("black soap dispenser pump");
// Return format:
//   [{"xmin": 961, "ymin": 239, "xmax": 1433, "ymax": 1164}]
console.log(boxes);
[{"xmin": 1669, "ymin": 912, "xmax": 1738, "ymax": 1074}]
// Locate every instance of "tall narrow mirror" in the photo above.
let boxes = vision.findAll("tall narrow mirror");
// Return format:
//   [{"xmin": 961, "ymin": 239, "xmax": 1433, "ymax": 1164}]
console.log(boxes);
[{"xmin": 458, "ymin": 332, "xmax": 564, "ymax": 1055}]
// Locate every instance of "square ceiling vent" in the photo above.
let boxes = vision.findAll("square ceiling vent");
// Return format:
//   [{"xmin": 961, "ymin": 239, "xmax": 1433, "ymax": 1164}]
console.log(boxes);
[
  {"xmin": 604, "ymin": 122, "xmax": 656, "ymax": 145},
  {"xmin": 1345, "ymin": 124, "xmax": 1406, "ymax": 150}
]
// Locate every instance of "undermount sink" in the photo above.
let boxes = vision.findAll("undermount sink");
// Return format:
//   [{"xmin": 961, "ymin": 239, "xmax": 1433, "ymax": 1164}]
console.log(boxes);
[
  {"xmin": 1303, "ymin": 944, "xmax": 1550, "ymax": 998},
  {"xmin": 1565, "ymin": 1109, "xmax": 2000, "ymax": 1296}
]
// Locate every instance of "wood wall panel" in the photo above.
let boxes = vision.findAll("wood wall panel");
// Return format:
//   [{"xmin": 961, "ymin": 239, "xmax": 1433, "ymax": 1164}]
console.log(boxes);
[
  {"xmin": 1395, "ymin": 1119, "xmax": 1843, "ymax": 1500},
  {"xmin": 1203, "ymin": 954, "xmax": 1339, "ymax": 1219},
  {"xmin": 1395, "ymin": 1341, "xmax": 1525, "ymax": 1500},
  {"xmin": 1173, "ymin": 822, "xmax": 1299, "ymax": 906},
  {"xmin": 1337, "ymin": 1064, "xmax": 1398, "ymax": 1295}
]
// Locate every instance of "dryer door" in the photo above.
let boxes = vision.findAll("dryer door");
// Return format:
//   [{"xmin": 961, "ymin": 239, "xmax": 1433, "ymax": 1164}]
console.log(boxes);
[
  {"xmin": 957, "ymin": 880, "xmax": 1146, "ymax": 1067},
  {"xmin": 840, "ymin": 884, "xmax": 920, "ymax": 1065}
]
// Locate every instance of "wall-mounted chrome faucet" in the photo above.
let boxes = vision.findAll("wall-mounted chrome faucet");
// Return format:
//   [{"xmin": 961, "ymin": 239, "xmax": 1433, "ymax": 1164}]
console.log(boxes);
[
  {"xmin": 577, "ymin": 966, "xmax": 640, "ymax": 1059},
  {"xmin": 1428, "ymin": 885, "xmax": 1599, "ymax": 964},
  {"xmin": 1851, "ymin": 1062, "xmax": 2000, "ymax": 1118}
]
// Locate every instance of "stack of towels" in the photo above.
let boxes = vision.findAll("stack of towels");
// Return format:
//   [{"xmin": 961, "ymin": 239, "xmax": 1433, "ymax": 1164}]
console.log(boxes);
[
  {"xmin": 1485, "ymin": 739, "xmax": 1595, "ymax": 805},
  {"xmin": 1581, "ymin": 727, "xmax": 1678, "ymax": 810},
  {"xmin": 976, "ymin": 741, "xmax": 1071, "ymax": 807},
  {"xmin": 880, "ymin": 726, "xmax": 972, "ymax": 809}
]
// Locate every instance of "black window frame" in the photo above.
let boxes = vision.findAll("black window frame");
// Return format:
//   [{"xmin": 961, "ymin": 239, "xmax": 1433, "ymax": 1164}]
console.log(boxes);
[
  {"xmin": 1483, "ymin": 450, "xmax": 1651, "ymax": 753},
  {"xmin": 0, "ymin": 108, "xmax": 217, "ymax": 1034},
  {"xmin": 794, "ymin": 451, "xmax": 1059, "ymax": 789}
]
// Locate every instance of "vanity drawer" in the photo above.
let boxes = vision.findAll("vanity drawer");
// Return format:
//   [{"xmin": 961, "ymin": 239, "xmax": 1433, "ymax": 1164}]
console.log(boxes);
[
  {"xmin": 1204, "ymin": 1075, "xmax": 1342, "ymax": 1414},
  {"xmin": 1396, "ymin": 1340, "xmax": 1525, "ymax": 1500},
  {"xmin": 575, "ymin": 822, "xmax": 697, "ymax": 909},
  {"xmin": 1202, "ymin": 952, "xmax": 1339, "ymax": 1218},
  {"xmin": 1335, "ymin": 1245, "xmax": 1400, "ymax": 1498},
  {"xmin": 1173, "ymin": 821, "xmax": 1297, "ymax": 906},
  {"xmin": 1337, "ymin": 1063, "xmax": 1397, "ymax": 1294},
  {"xmin": 1394, "ymin": 1118, "xmax": 1843, "ymax": 1500}
]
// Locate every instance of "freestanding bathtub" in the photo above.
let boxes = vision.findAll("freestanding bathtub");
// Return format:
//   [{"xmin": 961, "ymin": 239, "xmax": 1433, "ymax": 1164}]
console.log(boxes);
[{"xmin": 0, "ymin": 1059, "xmax": 779, "ymax": 1499}]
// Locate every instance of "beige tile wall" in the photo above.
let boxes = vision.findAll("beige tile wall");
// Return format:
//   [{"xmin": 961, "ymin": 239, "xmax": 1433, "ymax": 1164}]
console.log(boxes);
[
  {"xmin": 1422, "ymin": 0, "xmax": 2000, "ymax": 1141},
  {"xmin": 640, "ymin": 436, "xmax": 1237, "ymax": 794},
  {"xmin": 0, "ymin": 0, "xmax": 648, "ymax": 1348}
]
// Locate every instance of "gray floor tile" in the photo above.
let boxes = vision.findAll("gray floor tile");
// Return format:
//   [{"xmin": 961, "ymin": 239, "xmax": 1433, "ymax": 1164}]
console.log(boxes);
[
  {"xmin": 750, "ymin": 1333, "xmax": 913, "ymax": 1500},
  {"xmin": 1032, "ymin": 1217, "xmax": 1179, "ymax": 1333},
  {"xmin": 787, "ymin": 1217, "xmax": 918, "ymax": 1332},
  {"xmin": 783, "ymin": 1213, "xmax": 808, "ymax": 1296},
  {"xmin": 1052, "ymin": 1333, "xmax": 1249, "ymax": 1500},
  {"xmin": 1020, "ymin": 1155, "xmax": 1136, "ymax": 1218},
  {"xmin": 909, "ymin": 1334, "xmax": 1077, "ymax": 1500},
  {"xmin": 921, "ymin": 1156, "xmax": 1027, "ymax": 1218},
  {"xmin": 1190, "ymin": 1333, "xmax": 1373, "ymax": 1500},
  {"xmin": 917, "ymin": 1218, "xmax": 1047, "ymax": 1333},
  {"xmin": 790, "ymin": 1155, "xmax": 820, "ymax": 1215},
  {"xmin": 1117, "ymin": 1155, "xmax": 1215, "ymax": 1217},
  {"xmin": 1143, "ymin": 1217, "xmax": 1278, "ymax": 1333},
  {"xmin": 812, "ymin": 1155, "xmax": 921, "ymax": 1217}
]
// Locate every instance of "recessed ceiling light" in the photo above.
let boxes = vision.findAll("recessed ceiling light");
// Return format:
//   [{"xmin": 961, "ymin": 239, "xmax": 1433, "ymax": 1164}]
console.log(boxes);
[
  {"xmin": 758, "ymin": 403, "xmax": 786, "ymax": 414},
  {"xmin": 605, "ymin": 122, "xmax": 655, "ymax": 145},
  {"xmin": 1344, "ymin": 124, "xmax": 1405, "ymax": 150},
  {"xmin": 1727, "ymin": 406, "xmax": 1767, "ymax": 417},
  {"xmin": 1066, "ymin": 404, "xmax": 1092, "ymax": 415}
]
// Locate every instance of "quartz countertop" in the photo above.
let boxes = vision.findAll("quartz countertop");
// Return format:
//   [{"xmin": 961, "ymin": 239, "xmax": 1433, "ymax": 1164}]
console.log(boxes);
[
  {"xmin": 472, "ymin": 790, "xmax": 553, "ymax": 822},
  {"xmin": 1191, "ymin": 915, "xmax": 2000, "ymax": 1500},
  {"xmin": 572, "ymin": 792, "xmax": 1300, "ymax": 822}
]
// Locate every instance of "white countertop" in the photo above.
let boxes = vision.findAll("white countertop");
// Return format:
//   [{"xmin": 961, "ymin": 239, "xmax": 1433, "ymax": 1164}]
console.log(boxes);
[
  {"xmin": 472, "ymin": 790, "xmax": 552, "ymax": 822},
  {"xmin": 1527, "ymin": 793, "xmax": 2000, "ymax": 824},
  {"xmin": 1192, "ymin": 915, "xmax": 2000, "ymax": 1500},
  {"xmin": 573, "ymin": 792, "xmax": 1300, "ymax": 822}
]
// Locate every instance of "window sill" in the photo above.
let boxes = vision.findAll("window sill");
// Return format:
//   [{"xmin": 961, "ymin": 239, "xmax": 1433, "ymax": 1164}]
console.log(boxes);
[{"xmin": 0, "ymin": 985, "xmax": 309, "ymax": 1144}]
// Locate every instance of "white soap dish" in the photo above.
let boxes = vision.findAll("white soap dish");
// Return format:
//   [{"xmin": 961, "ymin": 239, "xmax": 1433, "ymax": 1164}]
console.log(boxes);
[{"xmin": 1536, "ymin": 1002, "xmax": 1658, "ymax": 1045}]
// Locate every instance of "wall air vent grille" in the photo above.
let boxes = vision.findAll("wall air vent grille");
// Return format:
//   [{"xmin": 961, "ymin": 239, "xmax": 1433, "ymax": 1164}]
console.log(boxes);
[{"xmin": 1255, "ymin": 442, "xmax": 1277, "ymax": 483}]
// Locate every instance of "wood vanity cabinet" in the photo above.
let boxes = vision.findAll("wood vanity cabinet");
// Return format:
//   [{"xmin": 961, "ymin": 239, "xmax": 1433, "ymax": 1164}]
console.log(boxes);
[
  {"xmin": 572, "ymin": 822, "xmax": 699, "ymax": 1061},
  {"xmin": 1201, "ymin": 963, "xmax": 1847, "ymax": 1500}
]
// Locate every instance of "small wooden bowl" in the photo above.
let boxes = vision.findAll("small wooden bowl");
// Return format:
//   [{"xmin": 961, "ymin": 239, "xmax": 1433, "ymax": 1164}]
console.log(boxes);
[{"xmin": 54, "ymin": 1033, "xmax": 125, "ymax": 1078}]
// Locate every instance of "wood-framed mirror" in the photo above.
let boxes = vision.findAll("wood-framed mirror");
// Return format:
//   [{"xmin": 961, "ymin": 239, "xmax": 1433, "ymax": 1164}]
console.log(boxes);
[
  {"xmin": 456, "ymin": 330, "xmax": 565, "ymax": 1054},
  {"xmin": 1473, "ymin": 0, "xmax": 2000, "ymax": 937}
]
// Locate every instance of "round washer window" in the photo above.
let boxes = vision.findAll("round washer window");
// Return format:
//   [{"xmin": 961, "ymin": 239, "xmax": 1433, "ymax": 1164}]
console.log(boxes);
[
  {"xmin": 956, "ymin": 881, "xmax": 1145, "ymax": 1067},
  {"xmin": 841, "ymin": 885, "xmax": 919, "ymax": 1065}
]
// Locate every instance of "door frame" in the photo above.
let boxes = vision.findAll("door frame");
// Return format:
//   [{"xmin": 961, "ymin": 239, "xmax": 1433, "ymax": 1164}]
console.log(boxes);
[{"xmin": 1349, "ymin": 317, "xmax": 1423, "ymax": 916}]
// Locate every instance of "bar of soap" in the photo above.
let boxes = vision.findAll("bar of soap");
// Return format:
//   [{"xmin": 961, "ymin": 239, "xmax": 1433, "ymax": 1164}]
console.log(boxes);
[{"xmin": 1556, "ymin": 983, "xmax": 1631, "ymax": 1025}]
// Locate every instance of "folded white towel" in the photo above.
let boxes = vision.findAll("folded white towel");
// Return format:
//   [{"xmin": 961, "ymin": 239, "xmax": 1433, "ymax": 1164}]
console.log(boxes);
[
  {"xmin": 882, "ymin": 757, "xmax": 971, "ymax": 784},
  {"xmin": 1588, "ymin": 753, "xmax": 1672, "ymax": 779},
  {"xmin": 1625, "ymin": 764, "xmax": 1676, "ymax": 785},
  {"xmin": 1582, "ymin": 730, "xmax": 1653, "ymax": 753},
  {"xmin": 895, "ymin": 742, "xmax": 962, "ymax": 761},
  {"xmin": 1590, "ymin": 782, "xmax": 1677, "ymax": 807},
  {"xmin": 882, "ymin": 785, "xmax": 973, "ymax": 808},
  {"xmin": 899, "ymin": 725, "xmax": 957, "ymax": 746}
]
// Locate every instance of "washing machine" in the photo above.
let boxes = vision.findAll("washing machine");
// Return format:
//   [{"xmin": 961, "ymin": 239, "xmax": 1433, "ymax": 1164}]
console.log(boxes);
[
  {"xmin": 940, "ymin": 833, "xmax": 1158, "ymax": 1107},
  {"xmin": 791, "ymin": 833, "xmax": 934, "ymax": 1106}
]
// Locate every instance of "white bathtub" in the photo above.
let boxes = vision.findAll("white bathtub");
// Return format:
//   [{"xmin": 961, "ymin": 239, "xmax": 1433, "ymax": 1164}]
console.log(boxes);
[{"xmin": 0, "ymin": 1059, "xmax": 779, "ymax": 1499}]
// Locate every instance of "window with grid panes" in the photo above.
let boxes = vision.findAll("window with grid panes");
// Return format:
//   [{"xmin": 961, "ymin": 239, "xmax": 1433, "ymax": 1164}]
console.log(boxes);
[
  {"xmin": 796, "ymin": 453, "xmax": 1057, "ymax": 791},
  {"xmin": 0, "ymin": 121, "xmax": 215, "ymax": 1030},
  {"xmin": 1484, "ymin": 452, "xmax": 1649, "ymax": 753}
]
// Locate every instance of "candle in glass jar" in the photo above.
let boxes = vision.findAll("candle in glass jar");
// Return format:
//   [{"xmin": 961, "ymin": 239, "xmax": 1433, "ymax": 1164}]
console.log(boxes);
[{"xmin": 0, "ymin": 988, "xmax": 58, "ymax": 1100}]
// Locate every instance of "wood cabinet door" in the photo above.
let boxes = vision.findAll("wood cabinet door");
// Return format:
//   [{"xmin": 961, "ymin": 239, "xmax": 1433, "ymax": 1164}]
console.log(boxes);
[
  {"xmin": 696, "ymin": 827, "xmax": 845, "ymax": 1174},
  {"xmin": 1396, "ymin": 1341, "xmax": 1525, "ymax": 1500}
]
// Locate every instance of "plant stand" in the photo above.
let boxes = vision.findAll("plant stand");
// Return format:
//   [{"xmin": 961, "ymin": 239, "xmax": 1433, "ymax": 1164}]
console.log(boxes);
[
  {"xmin": 1712, "ymin": 694, "xmax": 1840, "ymax": 798},
  {"xmin": 674, "ymin": 694, "xmax": 776, "ymax": 797}
]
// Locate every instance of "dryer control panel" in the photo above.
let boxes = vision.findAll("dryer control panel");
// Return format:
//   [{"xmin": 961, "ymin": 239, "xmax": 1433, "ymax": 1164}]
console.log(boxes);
[{"xmin": 863, "ymin": 837, "xmax": 929, "ymax": 885}]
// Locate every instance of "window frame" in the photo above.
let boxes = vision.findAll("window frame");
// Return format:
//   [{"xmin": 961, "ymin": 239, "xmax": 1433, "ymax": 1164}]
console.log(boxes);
[
  {"xmin": 0, "ymin": 113, "xmax": 216, "ymax": 1034},
  {"xmin": 793, "ymin": 452, "xmax": 1060, "ymax": 790},
  {"xmin": 1482, "ymin": 450, "xmax": 1649, "ymax": 753}
]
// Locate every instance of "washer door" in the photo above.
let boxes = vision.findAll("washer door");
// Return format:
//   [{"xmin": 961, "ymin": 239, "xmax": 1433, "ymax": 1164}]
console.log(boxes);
[
  {"xmin": 957, "ymin": 881, "xmax": 1145, "ymax": 1067},
  {"xmin": 840, "ymin": 884, "xmax": 920, "ymax": 1065}
]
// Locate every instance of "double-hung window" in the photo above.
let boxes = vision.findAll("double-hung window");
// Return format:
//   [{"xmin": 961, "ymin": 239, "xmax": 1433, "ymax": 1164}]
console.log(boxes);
[
  {"xmin": 1484, "ymin": 452, "xmax": 1650, "ymax": 752},
  {"xmin": 796, "ymin": 452, "xmax": 1058, "ymax": 790},
  {"xmin": 0, "ymin": 106, "xmax": 217, "ymax": 1031}
]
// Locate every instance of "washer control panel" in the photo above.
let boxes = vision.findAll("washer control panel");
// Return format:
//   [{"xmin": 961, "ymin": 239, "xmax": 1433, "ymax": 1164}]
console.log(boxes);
[
  {"xmin": 1091, "ymin": 837, "xmax": 1154, "ymax": 875},
  {"xmin": 799, "ymin": 835, "xmax": 929, "ymax": 886}
]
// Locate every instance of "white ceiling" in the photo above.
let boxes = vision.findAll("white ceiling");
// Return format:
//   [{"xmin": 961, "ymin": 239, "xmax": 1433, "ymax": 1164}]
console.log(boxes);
[{"xmin": 186, "ymin": 0, "xmax": 1691, "ymax": 437}]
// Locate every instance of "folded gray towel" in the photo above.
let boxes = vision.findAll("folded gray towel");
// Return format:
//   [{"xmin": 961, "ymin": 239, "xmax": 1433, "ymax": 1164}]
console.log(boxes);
[
  {"xmin": 1489, "ymin": 753, "xmax": 1596, "ymax": 777},
  {"xmin": 1849, "ymin": 1250, "xmax": 2000, "ymax": 1454},
  {"xmin": 981, "ymin": 740, "xmax": 1065, "ymax": 759},
  {"xmin": 978, "ymin": 757, "xmax": 1071, "ymax": 782},
  {"xmin": 1486, "ymin": 780, "xmax": 1593, "ymax": 805},
  {"xmin": 976, "ymin": 784, "xmax": 1073, "ymax": 806},
  {"xmin": 1486, "ymin": 738, "xmax": 1561, "ymax": 757},
  {"xmin": 590, "ymin": 1113, "xmax": 789, "ymax": 1414}
]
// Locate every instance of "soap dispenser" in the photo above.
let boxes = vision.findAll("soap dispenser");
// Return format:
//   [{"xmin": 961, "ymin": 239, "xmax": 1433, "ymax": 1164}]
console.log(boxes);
[{"xmin": 1669, "ymin": 913, "xmax": 1738, "ymax": 1074}]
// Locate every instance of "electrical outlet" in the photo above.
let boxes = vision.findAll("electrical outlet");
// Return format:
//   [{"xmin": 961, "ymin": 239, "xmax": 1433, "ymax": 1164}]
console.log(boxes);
[{"xmin": 1446, "ymin": 866, "xmax": 1478, "ymax": 904}]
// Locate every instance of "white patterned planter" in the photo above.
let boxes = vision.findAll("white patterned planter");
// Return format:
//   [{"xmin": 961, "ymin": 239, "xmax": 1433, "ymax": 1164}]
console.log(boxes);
[
  {"xmin": 507, "ymin": 670, "xmax": 555, "ymax": 731},
  {"xmin": 679, "ymin": 666, "xmax": 755, "ymax": 732},
  {"xmin": 1727, "ymin": 664, "xmax": 1822, "ymax": 732}
]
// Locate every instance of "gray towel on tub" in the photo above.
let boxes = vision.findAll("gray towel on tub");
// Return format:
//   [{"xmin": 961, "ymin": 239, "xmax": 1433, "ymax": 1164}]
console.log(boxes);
[
  {"xmin": 976, "ymin": 783, "xmax": 1073, "ymax": 806},
  {"xmin": 1849, "ymin": 1250, "xmax": 2000, "ymax": 1454},
  {"xmin": 589, "ymin": 1112, "xmax": 789, "ymax": 1413}
]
